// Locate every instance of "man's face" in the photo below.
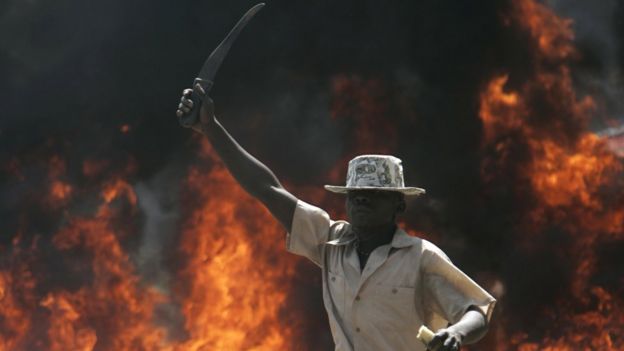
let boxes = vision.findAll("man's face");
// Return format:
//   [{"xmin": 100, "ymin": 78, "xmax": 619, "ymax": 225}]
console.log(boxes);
[{"xmin": 346, "ymin": 190, "xmax": 404, "ymax": 228}]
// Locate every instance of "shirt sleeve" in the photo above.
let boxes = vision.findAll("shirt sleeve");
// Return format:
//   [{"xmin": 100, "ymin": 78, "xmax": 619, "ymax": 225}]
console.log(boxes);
[
  {"xmin": 421, "ymin": 241, "xmax": 496, "ymax": 328},
  {"xmin": 286, "ymin": 200, "xmax": 333, "ymax": 267}
]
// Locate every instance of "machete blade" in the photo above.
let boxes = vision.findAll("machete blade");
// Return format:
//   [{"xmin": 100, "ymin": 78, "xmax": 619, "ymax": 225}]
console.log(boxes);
[
  {"xmin": 179, "ymin": 3, "xmax": 265, "ymax": 127},
  {"xmin": 197, "ymin": 2, "xmax": 265, "ymax": 82}
]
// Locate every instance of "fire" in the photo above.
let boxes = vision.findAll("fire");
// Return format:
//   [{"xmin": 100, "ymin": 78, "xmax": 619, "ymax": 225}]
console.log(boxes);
[
  {"xmin": 46, "ymin": 156, "xmax": 73, "ymax": 206},
  {"xmin": 479, "ymin": 0, "xmax": 624, "ymax": 349},
  {"xmin": 82, "ymin": 159, "xmax": 111, "ymax": 178},
  {"xmin": 40, "ymin": 294, "xmax": 98, "ymax": 351},
  {"xmin": 0, "ymin": 168, "xmax": 172, "ymax": 350},
  {"xmin": 101, "ymin": 178, "xmax": 137, "ymax": 206},
  {"xmin": 173, "ymin": 141, "xmax": 300, "ymax": 350},
  {"xmin": 529, "ymin": 136, "xmax": 624, "ymax": 234},
  {"xmin": 0, "ymin": 262, "xmax": 35, "ymax": 351},
  {"xmin": 2, "ymin": 0, "xmax": 624, "ymax": 349},
  {"xmin": 513, "ymin": 0, "xmax": 575, "ymax": 62},
  {"xmin": 479, "ymin": 75, "xmax": 523, "ymax": 143},
  {"xmin": 49, "ymin": 180, "xmax": 72, "ymax": 201},
  {"xmin": 47, "ymin": 179, "xmax": 170, "ymax": 350}
]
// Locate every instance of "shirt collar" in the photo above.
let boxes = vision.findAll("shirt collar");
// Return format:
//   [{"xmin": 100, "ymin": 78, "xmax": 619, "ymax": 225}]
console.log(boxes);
[
  {"xmin": 325, "ymin": 230, "xmax": 357, "ymax": 246},
  {"xmin": 325, "ymin": 226, "xmax": 415, "ymax": 248},
  {"xmin": 389, "ymin": 228, "xmax": 416, "ymax": 248}
]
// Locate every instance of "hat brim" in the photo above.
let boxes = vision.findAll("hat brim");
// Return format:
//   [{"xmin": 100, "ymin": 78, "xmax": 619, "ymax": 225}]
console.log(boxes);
[{"xmin": 324, "ymin": 185, "xmax": 426, "ymax": 196}]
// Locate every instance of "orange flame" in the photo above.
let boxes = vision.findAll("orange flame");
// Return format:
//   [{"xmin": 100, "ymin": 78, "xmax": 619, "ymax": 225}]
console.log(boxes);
[
  {"xmin": 513, "ymin": 0, "xmax": 576, "ymax": 62},
  {"xmin": 479, "ymin": 0, "xmax": 624, "ymax": 349},
  {"xmin": 0, "ymin": 264, "xmax": 35, "ymax": 350},
  {"xmin": 49, "ymin": 180, "xmax": 72, "ymax": 201},
  {"xmin": 0, "ymin": 176, "xmax": 174, "ymax": 350},
  {"xmin": 46, "ymin": 156, "xmax": 73, "ymax": 207},
  {"xmin": 82, "ymin": 159, "xmax": 111, "ymax": 178},
  {"xmin": 47, "ymin": 179, "xmax": 170, "ymax": 350},
  {"xmin": 173, "ymin": 142, "xmax": 300, "ymax": 350},
  {"xmin": 3, "ymin": 0, "xmax": 623, "ymax": 349}
]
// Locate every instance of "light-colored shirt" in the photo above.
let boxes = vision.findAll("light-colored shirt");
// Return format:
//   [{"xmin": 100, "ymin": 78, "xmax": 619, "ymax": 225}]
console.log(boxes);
[{"xmin": 286, "ymin": 200, "xmax": 496, "ymax": 351}]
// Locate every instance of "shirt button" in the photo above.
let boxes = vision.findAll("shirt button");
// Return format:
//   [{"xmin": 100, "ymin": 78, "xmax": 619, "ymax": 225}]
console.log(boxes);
[
  {"xmin": 355, "ymin": 296, "xmax": 361, "ymax": 301},
  {"xmin": 392, "ymin": 288, "xmax": 398, "ymax": 294},
  {"xmin": 356, "ymin": 327, "xmax": 361, "ymax": 332},
  {"xmin": 331, "ymin": 277, "xmax": 336, "ymax": 282}
]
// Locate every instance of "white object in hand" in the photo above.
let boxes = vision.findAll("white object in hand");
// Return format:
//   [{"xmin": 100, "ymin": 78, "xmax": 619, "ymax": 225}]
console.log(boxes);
[{"xmin": 417, "ymin": 325, "xmax": 435, "ymax": 346}]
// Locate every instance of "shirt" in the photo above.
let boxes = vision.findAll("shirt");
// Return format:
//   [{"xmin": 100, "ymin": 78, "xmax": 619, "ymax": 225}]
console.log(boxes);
[{"xmin": 286, "ymin": 200, "xmax": 496, "ymax": 351}]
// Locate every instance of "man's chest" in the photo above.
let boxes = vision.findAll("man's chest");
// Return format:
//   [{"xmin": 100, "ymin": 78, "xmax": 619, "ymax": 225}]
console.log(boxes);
[{"xmin": 324, "ymin": 243, "xmax": 426, "ymax": 335}]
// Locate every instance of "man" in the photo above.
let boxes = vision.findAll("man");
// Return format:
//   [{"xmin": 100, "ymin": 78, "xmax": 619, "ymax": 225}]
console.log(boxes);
[{"xmin": 176, "ymin": 85, "xmax": 496, "ymax": 351}]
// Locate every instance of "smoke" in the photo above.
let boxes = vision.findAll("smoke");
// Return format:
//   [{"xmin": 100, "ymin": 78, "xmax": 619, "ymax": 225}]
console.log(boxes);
[
  {"xmin": 2, "ymin": 0, "xmax": 624, "ymax": 349},
  {"xmin": 134, "ymin": 162, "xmax": 183, "ymax": 288},
  {"xmin": 546, "ymin": 0, "xmax": 624, "ymax": 127}
]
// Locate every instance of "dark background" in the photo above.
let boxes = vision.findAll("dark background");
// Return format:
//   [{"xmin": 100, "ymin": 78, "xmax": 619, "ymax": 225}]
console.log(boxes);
[{"xmin": 1, "ymin": 0, "xmax": 623, "ymax": 349}]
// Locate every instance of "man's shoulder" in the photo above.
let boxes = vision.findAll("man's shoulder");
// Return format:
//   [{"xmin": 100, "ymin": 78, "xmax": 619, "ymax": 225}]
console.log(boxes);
[
  {"xmin": 417, "ymin": 237, "xmax": 452, "ymax": 263},
  {"xmin": 328, "ymin": 220, "xmax": 352, "ymax": 241},
  {"xmin": 419, "ymin": 238, "xmax": 438, "ymax": 251},
  {"xmin": 393, "ymin": 227, "xmax": 426, "ymax": 249},
  {"xmin": 394, "ymin": 232, "xmax": 450, "ymax": 261}
]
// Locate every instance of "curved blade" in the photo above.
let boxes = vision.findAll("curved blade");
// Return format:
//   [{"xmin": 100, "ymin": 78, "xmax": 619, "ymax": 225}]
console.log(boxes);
[{"xmin": 197, "ymin": 3, "xmax": 265, "ymax": 84}]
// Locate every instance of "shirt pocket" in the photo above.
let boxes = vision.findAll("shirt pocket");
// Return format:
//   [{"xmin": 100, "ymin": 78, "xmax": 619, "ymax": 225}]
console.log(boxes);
[
  {"xmin": 370, "ymin": 285, "xmax": 417, "ymax": 331},
  {"xmin": 328, "ymin": 271, "xmax": 347, "ymax": 316}
]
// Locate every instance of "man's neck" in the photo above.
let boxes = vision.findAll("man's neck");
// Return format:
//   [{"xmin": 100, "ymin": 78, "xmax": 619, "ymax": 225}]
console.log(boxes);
[
  {"xmin": 352, "ymin": 223, "xmax": 396, "ymax": 270},
  {"xmin": 352, "ymin": 223, "xmax": 397, "ymax": 253}
]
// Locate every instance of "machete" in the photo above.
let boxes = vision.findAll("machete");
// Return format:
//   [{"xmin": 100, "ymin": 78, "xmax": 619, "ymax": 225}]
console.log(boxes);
[{"xmin": 179, "ymin": 3, "xmax": 265, "ymax": 127}]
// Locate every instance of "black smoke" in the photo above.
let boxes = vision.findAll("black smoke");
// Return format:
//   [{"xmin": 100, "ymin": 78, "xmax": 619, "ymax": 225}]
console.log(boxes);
[{"xmin": 2, "ymin": 0, "xmax": 623, "ymax": 350}]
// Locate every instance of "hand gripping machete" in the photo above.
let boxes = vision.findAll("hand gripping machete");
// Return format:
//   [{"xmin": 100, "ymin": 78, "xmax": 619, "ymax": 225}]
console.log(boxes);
[{"xmin": 179, "ymin": 3, "xmax": 265, "ymax": 127}]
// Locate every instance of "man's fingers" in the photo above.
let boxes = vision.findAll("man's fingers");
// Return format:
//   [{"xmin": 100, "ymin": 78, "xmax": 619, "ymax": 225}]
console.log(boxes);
[
  {"xmin": 180, "ymin": 93, "xmax": 195, "ymax": 108},
  {"xmin": 428, "ymin": 331, "xmax": 447, "ymax": 351},
  {"xmin": 177, "ymin": 86, "xmax": 213, "ymax": 123},
  {"xmin": 194, "ymin": 82, "xmax": 206, "ymax": 96},
  {"xmin": 443, "ymin": 337, "xmax": 454, "ymax": 348},
  {"xmin": 451, "ymin": 340, "xmax": 460, "ymax": 351},
  {"xmin": 177, "ymin": 102, "xmax": 191, "ymax": 114},
  {"xmin": 442, "ymin": 336, "xmax": 459, "ymax": 350}
]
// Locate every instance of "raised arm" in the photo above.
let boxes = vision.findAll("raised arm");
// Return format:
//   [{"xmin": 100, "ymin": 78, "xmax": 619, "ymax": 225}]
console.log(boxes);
[{"xmin": 176, "ymin": 85, "xmax": 298, "ymax": 231}]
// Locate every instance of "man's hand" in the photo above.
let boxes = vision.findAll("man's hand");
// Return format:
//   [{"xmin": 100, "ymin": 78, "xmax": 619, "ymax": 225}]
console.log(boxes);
[
  {"xmin": 176, "ymin": 83, "xmax": 215, "ymax": 134},
  {"xmin": 427, "ymin": 328, "xmax": 463, "ymax": 351}
]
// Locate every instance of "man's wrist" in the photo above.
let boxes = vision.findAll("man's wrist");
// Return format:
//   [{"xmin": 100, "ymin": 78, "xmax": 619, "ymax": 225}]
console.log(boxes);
[{"xmin": 198, "ymin": 115, "xmax": 219, "ymax": 136}]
